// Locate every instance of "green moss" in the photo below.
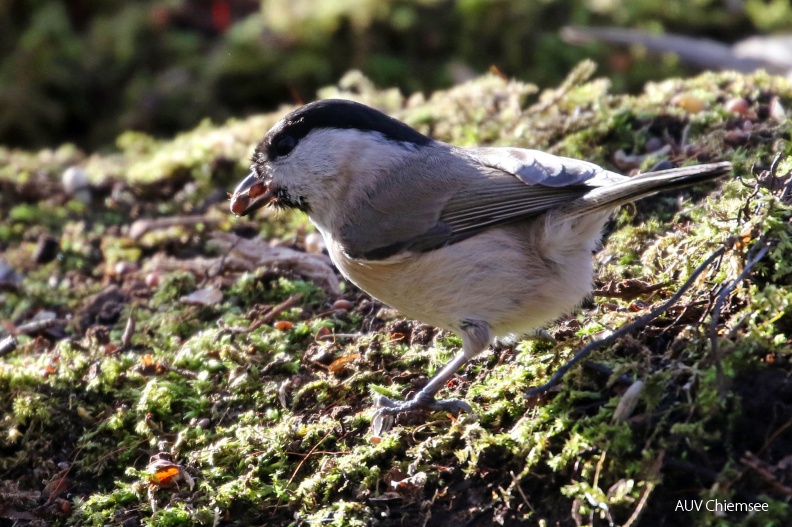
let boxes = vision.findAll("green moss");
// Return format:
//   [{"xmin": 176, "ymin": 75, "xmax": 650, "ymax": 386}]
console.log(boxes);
[{"xmin": 1, "ymin": 68, "xmax": 791, "ymax": 526}]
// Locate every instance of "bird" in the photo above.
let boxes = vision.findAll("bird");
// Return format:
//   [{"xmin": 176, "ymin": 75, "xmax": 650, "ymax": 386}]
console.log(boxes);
[{"xmin": 230, "ymin": 98, "xmax": 731, "ymax": 424}]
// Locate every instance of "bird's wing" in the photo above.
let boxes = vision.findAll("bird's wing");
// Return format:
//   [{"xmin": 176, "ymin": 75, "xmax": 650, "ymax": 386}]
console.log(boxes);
[
  {"xmin": 339, "ymin": 147, "xmax": 622, "ymax": 260},
  {"xmin": 431, "ymin": 148, "xmax": 625, "ymax": 245},
  {"xmin": 468, "ymin": 147, "xmax": 621, "ymax": 187}
]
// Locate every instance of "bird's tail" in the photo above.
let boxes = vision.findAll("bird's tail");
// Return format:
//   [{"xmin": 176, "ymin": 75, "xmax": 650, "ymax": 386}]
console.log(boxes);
[{"xmin": 567, "ymin": 161, "xmax": 732, "ymax": 217}]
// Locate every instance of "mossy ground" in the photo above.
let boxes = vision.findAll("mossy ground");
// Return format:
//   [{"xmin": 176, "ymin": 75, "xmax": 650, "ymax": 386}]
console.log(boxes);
[{"xmin": 1, "ymin": 66, "xmax": 792, "ymax": 526}]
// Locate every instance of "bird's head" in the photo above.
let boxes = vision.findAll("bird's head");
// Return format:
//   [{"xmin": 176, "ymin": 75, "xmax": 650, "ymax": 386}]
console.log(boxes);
[{"xmin": 230, "ymin": 99, "xmax": 432, "ymax": 229}]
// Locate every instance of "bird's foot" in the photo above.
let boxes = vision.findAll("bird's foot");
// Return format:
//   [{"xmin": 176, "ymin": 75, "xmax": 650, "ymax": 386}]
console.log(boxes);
[
  {"xmin": 370, "ymin": 393, "xmax": 473, "ymax": 436},
  {"xmin": 375, "ymin": 393, "xmax": 473, "ymax": 414},
  {"xmin": 527, "ymin": 328, "xmax": 557, "ymax": 344}
]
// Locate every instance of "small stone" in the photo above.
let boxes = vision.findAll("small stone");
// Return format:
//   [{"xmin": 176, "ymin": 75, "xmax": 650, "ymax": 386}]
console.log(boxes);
[
  {"xmin": 114, "ymin": 262, "xmax": 139, "ymax": 276},
  {"xmin": 304, "ymin": 232, "xmax": 326, "ymax": 254},
  {"xmin": 724, "ymin": 97, "xmax": 749, "ymax": 115},
  {"xmin": 769, "ymin": 96, "xmax": 787, "ymax": 121},
  {"xmin": 62, "ymin": 166, "xmax": 92, "ymax": 203},
  {"xmin": 62, "ymin": 166, "xmax": 89, "ymax": 194},
  {"xmin": 672, "ymin": 93, "xmax": 706, "ymax": 114},
  {"xmin": 331, "ymin": 299, "xmax": 354, "ymax": 311},
  {"xmin": 145, "ymin": 272, "xmax": 161, "ymax": 288}
]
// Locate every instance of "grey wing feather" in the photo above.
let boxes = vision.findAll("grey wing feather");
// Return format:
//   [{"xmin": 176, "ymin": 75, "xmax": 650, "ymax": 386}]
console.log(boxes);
[
  {"xmin": 470, "ymin": 147, "xmax": 625, "ymax": 187},
  {"xmin": 431, "ymin": 147, "xmax": 623, "ymax": 239},
  {"xmin": 339, "ymin": 146, "xmax": 624, "ymax": 260},
  {"xmin": 437, "ymin": 176, "xmax": 590, "ymax": 237}
]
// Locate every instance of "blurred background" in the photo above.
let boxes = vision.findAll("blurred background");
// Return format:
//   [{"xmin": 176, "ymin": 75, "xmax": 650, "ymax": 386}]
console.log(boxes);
[{"xmin": 2, "ymin": 0, "xmax": 791, "ymax": 150}]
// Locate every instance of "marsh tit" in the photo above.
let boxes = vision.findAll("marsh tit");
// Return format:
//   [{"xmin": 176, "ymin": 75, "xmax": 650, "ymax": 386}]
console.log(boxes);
[{"xmin": 230, "ymin": 99, "xmax": 731, "ymax": 419}]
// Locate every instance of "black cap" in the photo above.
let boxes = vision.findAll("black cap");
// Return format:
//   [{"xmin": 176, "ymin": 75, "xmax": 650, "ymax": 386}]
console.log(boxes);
[{"xmin": 254, "ymin": 99, "xmax": 432, "ymax": 163}]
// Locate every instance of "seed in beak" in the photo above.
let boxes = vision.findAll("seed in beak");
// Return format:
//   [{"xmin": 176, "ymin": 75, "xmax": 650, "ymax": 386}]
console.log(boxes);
[
  {"xmin": 230, "ymin": 193, "xmax": 250, "ymax": 215},
  {"xmin": 248, "ymin": 181, "xmax": 267, "ymax": 199},
  {"xmin": 230, "ymin": 173, "xmax": 274, "ymax": 216}
]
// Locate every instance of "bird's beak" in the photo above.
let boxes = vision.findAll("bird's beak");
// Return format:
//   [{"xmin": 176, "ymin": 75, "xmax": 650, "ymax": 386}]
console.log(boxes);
[{"xmin": 230, "ymin": 172, "xmax": 275, "ymax": 216}]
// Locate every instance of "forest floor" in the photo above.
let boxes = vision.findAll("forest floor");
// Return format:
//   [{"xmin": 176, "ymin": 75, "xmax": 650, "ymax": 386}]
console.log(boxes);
[{"xmin": 1, "ymin": 65, "xmax": 792, "ymax": 526}]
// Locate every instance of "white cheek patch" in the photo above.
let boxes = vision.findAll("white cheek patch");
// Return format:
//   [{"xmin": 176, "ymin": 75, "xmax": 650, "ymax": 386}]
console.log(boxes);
[{"xmin": 268, "ymin": 127, "xmax": 420, "ymax": 229}]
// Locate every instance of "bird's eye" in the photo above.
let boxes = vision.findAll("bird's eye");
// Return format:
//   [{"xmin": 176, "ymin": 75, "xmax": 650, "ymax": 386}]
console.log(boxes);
[{"xmin": 273, "ymin": 135, "xmax": 297, "ymax": 157}]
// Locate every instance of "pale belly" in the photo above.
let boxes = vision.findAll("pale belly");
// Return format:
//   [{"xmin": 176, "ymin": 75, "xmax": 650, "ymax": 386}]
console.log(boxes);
[{"xmin": 320, "ymin": 212, "xmax": 609, "ymax": 337}]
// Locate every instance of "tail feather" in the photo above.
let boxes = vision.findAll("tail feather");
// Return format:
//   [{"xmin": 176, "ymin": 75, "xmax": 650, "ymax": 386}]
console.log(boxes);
[{"xmin": 568, "ymin": 161, "xmax": 732, "ymax": 216}]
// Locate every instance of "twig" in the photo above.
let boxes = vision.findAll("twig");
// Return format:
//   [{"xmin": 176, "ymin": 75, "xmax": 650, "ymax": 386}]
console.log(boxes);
[
  {"xmin": 508, "ymin": 471, "xmax": 535, "ymax": 514},
  {"xmin": 756, "ymin": 417, "xmax": 792, "ymax": 457},
  {"xmin": 592, "ymin": 280, "xmax": 667, "ymax": 300},
  {"xmin": 271, "ymin": 426, "xmax": 336, "ymax": 516},
  {"xmin": 680, "ymin": 122, "xmax": 691, "ymax": 150},
  {"xmin": 316, "ymin": 332, "xmax": 363, "ymax": 340},
  {"xmin": 120, "ymin": 316, "xmax": 136, "ymax": 350},
  {"xmin": 286, "ymin": 427, "xmax": 333, "ymax": 486},
  {"xmin": 622, "ymin": 482, "xmax": 655, "ymax": 527},
  {"xmin": 200, "ymin": 236, "xmax": 240, "ymax": 287},
  {"xmin": 709, "ymin": 239, "xmax": 772, "ymax": 396},
  {"xmin": 157, "ymin": 360, "xmax": 198, "ymax": 379},
  {"xmin": 15, "ymin": 318, "xmax": 66, "ymax": 335},
  {"xmin": 284, "ymin": 449, "xmax": 350, "ymax": 457},
  {"xmin": 213, "ymin": 294, "xmax": 303, "ymax": 342},
  {"xmin": 740, "ymin": 452, "xmax": 792, "ymax": 499},
  {"xmin": 261, "ymin": 294, "xmax": 303, "ymax": 323},
  {"xmin": 657, "ymin": 299, "xmax": 707, "ymax": 336},
  {"xmin": 128, "ymin": 215, "xmax": 219, "ymax": 241},
  {"xmin": 421, "ymin": 488, "xmax": 439, "ymax": 527},
  {"xmin": 593, "ymin": 451, "xmax": 606, "ymax": 489},
  {"xmin": 581, "ymin": 361, "xmax": 633, "ymax": 386},
  {"xmin": 526, "ymin": 246, "xmax": 726, "ymax": 398},
  {"xmin": 213, "ymin": 320, "xmax": 251, "ymax": 342}
]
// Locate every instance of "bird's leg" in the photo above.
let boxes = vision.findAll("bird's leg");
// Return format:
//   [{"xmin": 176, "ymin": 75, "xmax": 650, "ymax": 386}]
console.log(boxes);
[
  {"xmin": 527, "ymin": 328, "xmax": 557, "ymax": 344},
  {"xmin": 373, "ymin": 320, "xmax": 491, "ymax": 425},
  {"xmin": 374, "ymin": 352, "xmax": 472, "ymax": 414}
]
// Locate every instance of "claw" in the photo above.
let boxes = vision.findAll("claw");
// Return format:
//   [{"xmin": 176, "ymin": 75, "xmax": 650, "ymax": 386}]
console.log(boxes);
[{"xmin": 370, "ymin": 393, "xmax": 473, "ymax": 436}]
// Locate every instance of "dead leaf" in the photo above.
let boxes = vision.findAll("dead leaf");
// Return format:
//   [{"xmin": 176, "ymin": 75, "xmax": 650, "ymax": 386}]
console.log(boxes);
[
  {"xmin": 180, "ymin": 286, "xmax": 223, "ymax": 306},
  {"xmin": 206, "ymin": 232, "xmax": 340, "ymax": 295},
  {"xmin": 328, "ymin": 353, "xmax": 361, "ymax": 374},
  {"xmin": 594, "ymin": 279, "xmax": 666, "ymax": 300},
  {"xmin": 612, "ymin": 380, "xmax": 645, "ymax": 422},
  {"xmin": 42, "ymin": 470, "xmax": 72, "ymax": 499},
  {"xmin": 389, "ymin": 471, "xmax": 428, "ymax": 501},
  {"xmin": 314, "ymin": 327, "xmax": 332, "ymax": 340},
  {"xmin": 147, "ymin": 456, "xmax": 194, "ymax": 490},
  {"xmin": 150, "ymin": 465, "xmax": 181, "ymax": 487}
]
